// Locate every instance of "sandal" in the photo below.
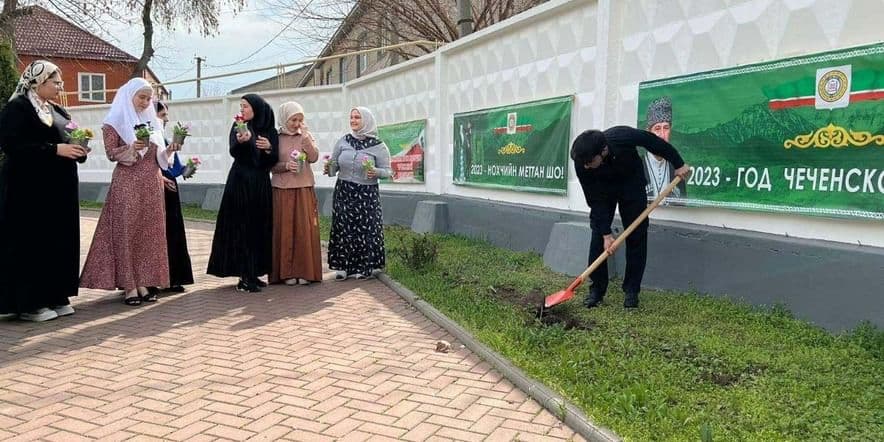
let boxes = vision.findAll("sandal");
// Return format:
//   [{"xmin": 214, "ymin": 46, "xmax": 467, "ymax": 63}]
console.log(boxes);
[
  {"xmin": 142, "ymin": 292, "xmax": 158, "ymax": 302},
  {"xmin": 124, "ymin": 293, "xmax": 142, "ymax": 306}
]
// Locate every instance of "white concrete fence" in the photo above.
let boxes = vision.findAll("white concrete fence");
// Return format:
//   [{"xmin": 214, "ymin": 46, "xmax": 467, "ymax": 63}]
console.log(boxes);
[{"xmin": 70, "ymin": 0, "xmax": 884, "ymax": 248}]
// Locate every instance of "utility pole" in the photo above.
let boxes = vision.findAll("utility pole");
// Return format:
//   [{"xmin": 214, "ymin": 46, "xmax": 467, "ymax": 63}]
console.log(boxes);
[
  {"xmin": 195, "ymin": 56, "xmax": 205, "ymax": 98},
  {"xmin": 457, "ymin": 0, "xmax": 474, "ymax": 38}
]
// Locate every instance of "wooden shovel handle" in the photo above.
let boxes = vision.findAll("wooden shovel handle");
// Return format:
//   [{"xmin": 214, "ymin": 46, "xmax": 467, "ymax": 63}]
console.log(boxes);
[{"xmin": 574, "ymin": 175, "xmax": 683, "ymax": 285}]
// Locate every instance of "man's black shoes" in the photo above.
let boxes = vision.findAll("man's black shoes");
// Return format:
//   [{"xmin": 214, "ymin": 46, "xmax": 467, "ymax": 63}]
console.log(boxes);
[
  {"xmin": 584, "ymin": 291, "xmax": 604, "ymax": 308},
  {"xmin": 624, "ymin": 293, "xmax": 639, "ymax": 309}
]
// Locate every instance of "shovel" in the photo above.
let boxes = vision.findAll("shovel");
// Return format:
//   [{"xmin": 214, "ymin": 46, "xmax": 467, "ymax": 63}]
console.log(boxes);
[{"xmin": 540, "ymin": 175, "xmax": 683, "ymax": 314}]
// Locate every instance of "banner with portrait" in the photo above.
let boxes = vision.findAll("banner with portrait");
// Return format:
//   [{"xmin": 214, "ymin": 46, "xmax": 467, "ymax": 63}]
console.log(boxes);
[{"xmin": 638, "ymin": 43, "xmax": 884, "ymax": 219}]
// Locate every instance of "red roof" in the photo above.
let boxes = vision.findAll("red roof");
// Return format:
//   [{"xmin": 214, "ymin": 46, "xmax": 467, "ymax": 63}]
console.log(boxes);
[{"xmin": 13, "ymin": 6, "xmax": 137, "ymax": 63}]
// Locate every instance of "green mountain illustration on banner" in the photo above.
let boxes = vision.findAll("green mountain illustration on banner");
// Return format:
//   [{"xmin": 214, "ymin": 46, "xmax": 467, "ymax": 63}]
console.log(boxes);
[{"xmin": 637, "ymin": 43, "xmax": 884, "ymax": 219}]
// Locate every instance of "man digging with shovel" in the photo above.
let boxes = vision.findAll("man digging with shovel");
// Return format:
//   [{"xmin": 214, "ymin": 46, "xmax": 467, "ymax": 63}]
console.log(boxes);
[{"xmin": 571, "ymin": 127, "xmax": 690, "ymax": 309}]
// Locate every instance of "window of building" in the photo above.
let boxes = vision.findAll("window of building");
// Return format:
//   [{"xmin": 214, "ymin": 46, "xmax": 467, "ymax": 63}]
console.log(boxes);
[
  {"xmin": 379, "ymin": 23, "xmax": 392, "ymax": 56},
  {"xmin": 78, "ymin": 73, "xmax": 106, "ymax": 102},
  {"xmin": 325, "ymin": 67, "xmax": 333, "ymax": 85},
  {"xmin": 339, "ymin": 58, "xmax": 345, "ymax": 83},
  {"xmin": 358, "ymin": 32, "xmax": 369, "ymax": 77}
]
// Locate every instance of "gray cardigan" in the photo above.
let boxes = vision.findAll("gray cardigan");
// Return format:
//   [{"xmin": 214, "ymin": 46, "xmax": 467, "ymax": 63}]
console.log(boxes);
[{"xmin": 327, "ymin": 136, "xmax": 392, "ymax": 185}]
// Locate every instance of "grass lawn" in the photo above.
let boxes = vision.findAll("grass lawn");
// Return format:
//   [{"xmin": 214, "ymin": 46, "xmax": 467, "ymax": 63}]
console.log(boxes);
[
  {"xmin": 81, "ymin": 201, "xmax": 884, "ymax": 440},
  {"xmin": 81, "ymin": 200, "xmax": 219, "ymax": 221}
]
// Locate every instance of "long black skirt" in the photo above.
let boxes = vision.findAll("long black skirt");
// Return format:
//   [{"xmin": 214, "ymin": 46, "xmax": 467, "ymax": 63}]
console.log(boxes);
[
  {"xmin": 327, "ymin": 180, "xmax": 385, "ymax": 276},
  {"xmin": 0, "ymin": 156, "xmax": 79, "ymax": 313},
  {"xmin": 163, "ymin": 175, "xmax": 194, "ymax": 287},
  {"xmin": 207, "ymin": 163, "xmax": 272, "ymax": 279}
]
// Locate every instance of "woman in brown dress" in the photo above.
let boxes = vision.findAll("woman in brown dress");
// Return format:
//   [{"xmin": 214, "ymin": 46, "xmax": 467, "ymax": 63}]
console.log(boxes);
[
  {"xmin": 270, "ymin": 102, "xmax": 322, "ymax": 285},
  {"xmin": 79, "ymin": 78, "xmax": 175, "ymax": 305}
]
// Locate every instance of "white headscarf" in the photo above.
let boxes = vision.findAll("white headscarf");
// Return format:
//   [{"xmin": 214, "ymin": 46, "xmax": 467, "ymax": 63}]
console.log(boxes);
[
  {"xmin": 278, "ymin": 101, "xmax": 305, "ymax": 135},
  {"xmin": 350, "ymin": 106, "xmax": 378, "ymax": 140},
  {"xmin": 103, "ymin": 78, "xmax": 168, "ymax": 169},
  {"xmin": 12, "ymin": 60, "xmax": 60, "ymax": 126}
]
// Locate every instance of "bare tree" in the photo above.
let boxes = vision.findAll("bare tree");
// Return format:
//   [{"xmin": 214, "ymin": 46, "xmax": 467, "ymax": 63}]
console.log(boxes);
[
  {"xmin": 126, "ymin": 0, "xmax": 245, "ymax": 78},
  {"xmin": 265, "ymin": 0, "xmax": 547, "ymax": 61}
]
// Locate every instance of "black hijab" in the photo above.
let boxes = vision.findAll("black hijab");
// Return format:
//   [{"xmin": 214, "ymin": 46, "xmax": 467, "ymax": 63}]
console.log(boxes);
[
  {"xmin": 229, "ymin": 94, "xmax": 278, "ymax": 169},
  {"xmin": 241, "ymin": 94, "xmax": 275, "ymax": 136}
]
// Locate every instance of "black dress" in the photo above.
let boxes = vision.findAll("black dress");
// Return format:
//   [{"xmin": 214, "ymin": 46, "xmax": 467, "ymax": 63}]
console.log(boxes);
[
  {"xmin": 0, "ymin": 96, "xmax": 86, "ymax": 314},
  {"xmin": 207, "ymin": 95, "xmax": 278, "ymax": 283},
  {"xmin": 162, "ymin": 153, "xmax": 194, "ymax": 288}
]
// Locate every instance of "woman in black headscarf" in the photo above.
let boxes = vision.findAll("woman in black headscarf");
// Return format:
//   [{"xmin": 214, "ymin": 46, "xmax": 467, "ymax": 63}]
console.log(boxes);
[
  {"xmin": 0, "ymin": 60, "xmax": 88, "ymax": 321},
  {"xmin": 207, "ymin": 94, "xmax": 278, "ymax": 292}
]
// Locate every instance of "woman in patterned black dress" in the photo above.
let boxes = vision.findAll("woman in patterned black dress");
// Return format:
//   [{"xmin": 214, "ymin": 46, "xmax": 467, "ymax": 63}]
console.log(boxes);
[{"xmin": 324, "ymin": 107, "xmax": 392, "ymax": 280}]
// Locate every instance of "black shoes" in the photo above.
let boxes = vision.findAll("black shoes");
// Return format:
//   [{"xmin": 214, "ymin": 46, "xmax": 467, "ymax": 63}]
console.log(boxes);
[
  {"xmin": 236, "ymin": 280, "xmax": 261, "ymax": 293},
  {"xmin": 584, "ymin": 291, "xmax": 604, "ymax": 308},
  {"xmin": 584, "ymin": 291, "xmax": 640, "ymax": 309},
  {"xmin": 624, "ymin": 293, "xmax": 639, "ymax": 309}
]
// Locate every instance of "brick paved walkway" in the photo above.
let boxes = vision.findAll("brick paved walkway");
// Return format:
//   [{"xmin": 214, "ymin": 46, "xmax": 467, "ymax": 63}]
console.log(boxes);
[{"xmin": 0, "ymin": 215, "xmax": 583, "ymax": 441}]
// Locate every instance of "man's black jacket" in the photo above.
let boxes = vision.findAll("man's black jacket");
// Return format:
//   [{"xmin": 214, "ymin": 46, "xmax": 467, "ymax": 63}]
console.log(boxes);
[{"xmin": 574, "ymin": 126, "xmax": 685, "ymax": 235}]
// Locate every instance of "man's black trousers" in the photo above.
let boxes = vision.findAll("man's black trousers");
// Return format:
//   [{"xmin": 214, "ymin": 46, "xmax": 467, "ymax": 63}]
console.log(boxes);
[{"xmin": 588, "ymin": 197, "xmax": 649, "ymax": 297}]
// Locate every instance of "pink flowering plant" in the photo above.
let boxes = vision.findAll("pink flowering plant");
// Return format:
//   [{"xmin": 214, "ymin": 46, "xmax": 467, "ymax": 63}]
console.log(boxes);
[
  {"xmin": 290, "ymin": 149, "xmax": 307, "ymax": 162},
  {"xmin": 361, "ymin": 156, "xmax": 375, "ymax": 176},
  {"xmin": 289, "ymin": 149, "xmax": 308, "ymax": 173},
  {"xmin": 172, "ymin": 121, "xmax": 191, "ymax": 144},
  {"xmin": 234, "ymin": 113, "xmax": 248, "ymax": 134},
  {"xmin": 65, "ymin": 121, "xmax": 94, "ymax": 148},
  {"xmin": 322, "ymin": 154, "xmax": 335, "ymax": 175},
  {"xmin": 182, "ymin": 156, "xmax": 201, "ymax": 180}
]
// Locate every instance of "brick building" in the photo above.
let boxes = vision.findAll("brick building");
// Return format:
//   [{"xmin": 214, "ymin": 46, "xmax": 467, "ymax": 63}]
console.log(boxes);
[{"xmin": 13, "ymin": 6, "xmax": 167, "ymax": 107}]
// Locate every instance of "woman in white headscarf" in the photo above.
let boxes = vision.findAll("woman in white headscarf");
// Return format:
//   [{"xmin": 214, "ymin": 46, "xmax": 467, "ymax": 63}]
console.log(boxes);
[
  {"xmin": 79, "ymin": 78, "xmax": 174, "ymax": 305},
  {"xmin": 269, "ymin": 101, "xmax": 321, "ymax": 285},
  {"xmin": 0, "ymin": 60, "xmax": 88, "ymax": 321},
  {"xmin": 323, "ymin": 107, "xmax": 392, "ymax": 280}
]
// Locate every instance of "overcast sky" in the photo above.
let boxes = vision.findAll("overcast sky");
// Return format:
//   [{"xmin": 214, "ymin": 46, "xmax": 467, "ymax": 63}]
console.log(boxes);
[{"xmin": 100, "ymin": 1, "xmax": 327, "ymax": 99}]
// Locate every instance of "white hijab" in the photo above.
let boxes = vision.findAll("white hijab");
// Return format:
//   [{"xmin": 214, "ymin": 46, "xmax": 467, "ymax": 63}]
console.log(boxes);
[
  {"xmin": 103, "ymin": 78, "xmax": 168, "ymax": 169},
  {"xmin": 350, "ymin": 106, "xmax": 378, "ymax": 140}
]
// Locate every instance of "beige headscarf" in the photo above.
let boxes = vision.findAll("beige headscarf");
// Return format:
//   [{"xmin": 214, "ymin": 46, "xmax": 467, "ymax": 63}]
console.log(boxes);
[
  {"xmin": 277, "ymin": 101, "xmax": 305, "ymax": 135},
  {"xmin": 350, "ymin": 106, "xmax": 378, "ymax": 140},
  {"xmin": 12, "ymin": 60, "xmax": 60, "ymax": 126}
]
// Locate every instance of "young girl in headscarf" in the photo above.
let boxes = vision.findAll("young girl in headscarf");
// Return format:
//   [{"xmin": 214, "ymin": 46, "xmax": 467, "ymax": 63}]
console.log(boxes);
[
  {"xmin": 0, "ymin": 60, "xmax": 88, "ymax": 321},
  {"xmin": 207, "ymin": 94, "xmax": 278, "ymax": 293},
  {"xmin": 324, "ymin": 107, "xmax": 392, "ymax": 280},
  {"xmin": 80, "ymin": 78, "xmax": 174, "ymax": 306},
  {"xmin": 269, "ymin": 101, "xmax": 321, "ymax": 285}
]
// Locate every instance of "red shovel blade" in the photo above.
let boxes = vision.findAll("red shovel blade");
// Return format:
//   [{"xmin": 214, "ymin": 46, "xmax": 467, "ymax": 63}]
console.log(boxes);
[
  {"xmin": 544, "ymin": 277, "xmax": 584, "ymax": 308},
  {"xmin": 543, "ymin": 289, "xmax": 574, "ymax": 309}
]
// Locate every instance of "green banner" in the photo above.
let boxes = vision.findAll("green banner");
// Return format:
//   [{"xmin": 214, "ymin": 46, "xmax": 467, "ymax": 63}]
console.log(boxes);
[
  {"xmin": 453, "ymin": 96, "xmax": 572, "ymax": 194},
  {"xmin": 378, "ymin": 119, "xmax": 425, "ymax": 183},
  {"xmin": 638, "ymin": 43, "xmax": 884, "ymax": 219}
]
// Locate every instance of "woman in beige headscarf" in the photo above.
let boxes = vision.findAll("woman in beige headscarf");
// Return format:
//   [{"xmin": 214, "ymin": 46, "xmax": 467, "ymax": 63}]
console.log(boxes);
[{"xmin": 269, "ymin": 101, "xmax": 321, "ymax": 285}]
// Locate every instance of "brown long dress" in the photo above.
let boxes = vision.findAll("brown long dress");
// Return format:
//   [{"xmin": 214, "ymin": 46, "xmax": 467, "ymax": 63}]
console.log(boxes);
[
  {"xmin": 79, "ymin": 125, "xmax": 170, "ymax": 291},
  {"xmin": 269, "ymin": 131, "xmax": 322, "ymax": 283}
]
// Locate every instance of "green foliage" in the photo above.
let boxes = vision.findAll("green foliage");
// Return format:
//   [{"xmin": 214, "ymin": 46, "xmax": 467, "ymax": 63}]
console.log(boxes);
[
  {"xmin": 700, "ymin": 422, "xmax": 714, "ymax": 442},
  {"xmin": 378, "ymin": 224, "xmax": 884, "ymax": 441},
  {"xmin": 81, "ymin": 201, "xmax": 218, "ymax": 222},
  {"xmin": 393, "ymin": 233, "xmax": 439, "ymax": 270},
  {"xmin": 0, "ymin": 39, "xmax": 18, "ymax": 109}
]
